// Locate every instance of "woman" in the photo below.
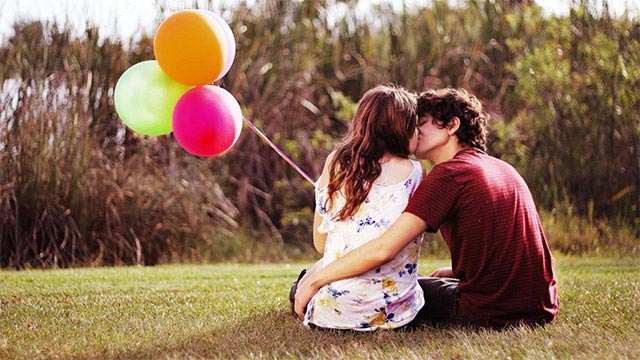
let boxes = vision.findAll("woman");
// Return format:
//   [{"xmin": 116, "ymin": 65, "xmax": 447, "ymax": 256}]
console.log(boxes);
[{"xmin": 292, "ymin": 84, "xmax": 425, "ymax": 331}]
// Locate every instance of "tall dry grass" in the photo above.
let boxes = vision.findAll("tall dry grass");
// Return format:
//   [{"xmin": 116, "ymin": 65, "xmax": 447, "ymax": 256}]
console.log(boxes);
[
  {"xmin": 0, "ymin": 1, "xmax": 638, "ymax": 268},
  {"xmin": 0, "ymin": 21, "xmax": 253, "ymax": 268}
]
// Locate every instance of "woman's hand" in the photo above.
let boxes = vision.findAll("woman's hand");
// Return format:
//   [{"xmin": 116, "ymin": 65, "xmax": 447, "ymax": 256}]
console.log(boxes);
[{"xmin": 294, "ymin": 277, "xmax": 319, "ymax": 320}]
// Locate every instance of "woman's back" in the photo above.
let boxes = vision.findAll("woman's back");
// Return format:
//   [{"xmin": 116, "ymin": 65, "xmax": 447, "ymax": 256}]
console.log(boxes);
[{"xmin": 305, "ymin": 158, "xmax": 424, "ymax": 330}]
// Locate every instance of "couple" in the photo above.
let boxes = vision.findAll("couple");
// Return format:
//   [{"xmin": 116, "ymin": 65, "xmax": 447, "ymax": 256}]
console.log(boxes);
[{"xmin": 290, "ymin": 84, "xmax": 559, "ymax": 330}]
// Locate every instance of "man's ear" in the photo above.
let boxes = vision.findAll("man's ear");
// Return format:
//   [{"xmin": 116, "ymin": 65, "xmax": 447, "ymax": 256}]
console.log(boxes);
[{"xmin": 447, "ymin": 116, "xmax": 461, "ymax": 135}]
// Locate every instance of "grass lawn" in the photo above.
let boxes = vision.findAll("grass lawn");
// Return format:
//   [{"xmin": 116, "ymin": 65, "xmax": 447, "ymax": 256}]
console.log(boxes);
[{"xmin": 1, "ymin": 256, "xmax": 638, "ymax": 359}]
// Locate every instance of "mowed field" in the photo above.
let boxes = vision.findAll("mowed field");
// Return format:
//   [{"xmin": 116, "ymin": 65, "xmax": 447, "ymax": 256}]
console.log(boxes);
[{"xmin": 1, "ymin": 256, "xmax": 638, "ymax": 359}]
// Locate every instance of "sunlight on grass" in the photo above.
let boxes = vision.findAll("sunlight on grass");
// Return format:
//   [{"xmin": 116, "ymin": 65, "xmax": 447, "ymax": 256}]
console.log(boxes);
[{"xmin": 1, "ymin": 257, "xmax": 638, "ymax": 359}]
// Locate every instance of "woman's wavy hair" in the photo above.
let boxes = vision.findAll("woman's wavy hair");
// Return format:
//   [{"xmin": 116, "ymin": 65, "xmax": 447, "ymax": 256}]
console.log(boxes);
[
  {"xmin": 326, "ymin": 84, "xmax": 417, "ymax": 221},
  {"xmin": 418, "ymin": 88, "xmax": 488, "ymax": 151}
]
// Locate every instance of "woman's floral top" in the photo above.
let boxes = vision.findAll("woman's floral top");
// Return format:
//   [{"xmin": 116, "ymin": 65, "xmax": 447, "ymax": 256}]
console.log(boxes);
[{"xmin": 304, "ymin": 159, "xmax": 424, "ymax": 331}]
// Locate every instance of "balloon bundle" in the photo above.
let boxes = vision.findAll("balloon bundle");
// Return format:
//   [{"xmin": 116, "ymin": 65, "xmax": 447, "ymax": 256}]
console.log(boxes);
[
  {"xmin": 114, "ymin": 9, "xmax": 314, "ymax": 184},
  {"xmin": 114, "ymin": 10, "xmax": 241, "ymax": 157}
]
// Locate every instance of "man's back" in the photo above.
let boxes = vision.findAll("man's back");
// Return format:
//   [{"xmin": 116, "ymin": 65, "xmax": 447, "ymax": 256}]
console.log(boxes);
[{"xmin": 406, "ymin": 148, "xmax": 559, "ymax": 326}]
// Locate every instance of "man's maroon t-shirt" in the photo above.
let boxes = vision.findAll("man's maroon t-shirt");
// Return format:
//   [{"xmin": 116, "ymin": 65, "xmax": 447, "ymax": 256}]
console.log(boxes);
[{"xmin": 405, "ymin": 148, "xmax": 558, "ymax": 326}]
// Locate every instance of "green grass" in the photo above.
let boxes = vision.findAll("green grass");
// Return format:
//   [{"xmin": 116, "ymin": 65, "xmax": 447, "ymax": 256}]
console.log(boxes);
[{"xmin": 1, "ymin": 257, "xmax": 638, "ymax": 359}]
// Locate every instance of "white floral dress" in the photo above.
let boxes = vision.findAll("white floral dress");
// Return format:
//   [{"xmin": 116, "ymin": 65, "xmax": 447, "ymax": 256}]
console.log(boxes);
[{"xmin": 304, "ymin": 159, "xmax": 425, "ymax": 331}]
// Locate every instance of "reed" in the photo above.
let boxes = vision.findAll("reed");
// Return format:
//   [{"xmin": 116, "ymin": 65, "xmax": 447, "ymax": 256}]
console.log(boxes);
[{"xmin": 0, "ymin": 1, "xmax": 637, "ymax": 268}]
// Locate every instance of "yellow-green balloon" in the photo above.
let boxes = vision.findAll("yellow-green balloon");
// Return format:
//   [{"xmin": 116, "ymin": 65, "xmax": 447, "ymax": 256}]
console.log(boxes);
[{"xmin": 114, "ymin": 60, "xmax": 192, "ymax": 136}]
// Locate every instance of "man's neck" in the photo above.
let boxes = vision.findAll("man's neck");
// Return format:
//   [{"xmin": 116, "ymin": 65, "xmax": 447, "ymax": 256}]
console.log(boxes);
[{"xmin": 433, "ymin": 143, "xmax": 466, "ymax": 164}]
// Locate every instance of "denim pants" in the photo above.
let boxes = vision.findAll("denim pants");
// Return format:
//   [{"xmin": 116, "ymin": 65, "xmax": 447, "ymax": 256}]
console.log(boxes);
[{"xmin": 413, "ymin": 276, "xmax": 472, "ymax": 326}]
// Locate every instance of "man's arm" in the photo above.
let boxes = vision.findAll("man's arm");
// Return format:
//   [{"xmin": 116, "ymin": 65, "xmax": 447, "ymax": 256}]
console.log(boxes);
[{"xmin": 294, "ymin": 212, "xmax": 427, "ymax": 319}]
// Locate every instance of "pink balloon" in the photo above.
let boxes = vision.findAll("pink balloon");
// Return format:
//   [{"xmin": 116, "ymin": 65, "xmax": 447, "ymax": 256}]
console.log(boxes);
[
  {"xmin": 173, "ymin": 85, "xmax": 243, "ymax": 157},
  {"xmin": 203, "ymin": 11, "xmax": 236, "ymax": 81}
]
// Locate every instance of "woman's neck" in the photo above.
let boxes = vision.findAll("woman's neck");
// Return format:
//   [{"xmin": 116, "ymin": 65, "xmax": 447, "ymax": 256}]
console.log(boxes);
[{"xmin": 380, "ymin": 152, "xmax": 405, "ymax": 164}]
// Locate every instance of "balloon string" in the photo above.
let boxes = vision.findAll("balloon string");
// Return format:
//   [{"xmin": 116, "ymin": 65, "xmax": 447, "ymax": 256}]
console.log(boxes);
[{"xmin": 243, "ymin": 116, "xmax": 315, "ymax": 186}]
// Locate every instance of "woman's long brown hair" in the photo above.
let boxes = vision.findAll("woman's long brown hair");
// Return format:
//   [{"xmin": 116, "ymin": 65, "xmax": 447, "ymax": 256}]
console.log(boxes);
[{"xmin": 326, "ymin": 84, "xmax": 417, "ymax": 221}]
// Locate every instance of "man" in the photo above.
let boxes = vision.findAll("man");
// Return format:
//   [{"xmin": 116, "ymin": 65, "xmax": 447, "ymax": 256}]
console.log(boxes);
[{"xmin": 294, "ymin": 88, "xmax": 558, "ymax": 328}]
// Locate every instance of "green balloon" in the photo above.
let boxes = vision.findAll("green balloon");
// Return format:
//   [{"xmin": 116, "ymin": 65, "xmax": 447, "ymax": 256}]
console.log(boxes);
[{"xmin": 114, "ymin": 60, "xmax": 192, "ymax": 136}]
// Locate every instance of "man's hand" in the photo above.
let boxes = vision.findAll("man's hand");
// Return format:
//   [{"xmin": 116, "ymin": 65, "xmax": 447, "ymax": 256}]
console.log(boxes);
[
  {"xmin": 429, "ymin": 267, "xmax": 454, "ymax": 277},
  {"xmin": 294, "ymin": 277, "xmax": 319, "ymax": 320}
]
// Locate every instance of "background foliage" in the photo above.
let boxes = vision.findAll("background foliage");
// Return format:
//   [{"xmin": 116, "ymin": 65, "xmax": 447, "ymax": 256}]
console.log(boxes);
[{"xmin": 0, "ymin": 0, "xmax": 638, "ymax": 268}]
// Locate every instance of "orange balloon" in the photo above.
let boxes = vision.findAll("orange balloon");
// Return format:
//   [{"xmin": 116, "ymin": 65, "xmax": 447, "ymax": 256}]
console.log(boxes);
[{"xmin": 154, "ymin": 10, "xmax": 227, "ymax": 86}]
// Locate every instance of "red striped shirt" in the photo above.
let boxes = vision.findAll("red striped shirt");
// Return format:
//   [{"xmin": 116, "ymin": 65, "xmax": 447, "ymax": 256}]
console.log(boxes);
[{"xmin": 405, "ymin": 148, "xmax": 558, "ymax": 326}]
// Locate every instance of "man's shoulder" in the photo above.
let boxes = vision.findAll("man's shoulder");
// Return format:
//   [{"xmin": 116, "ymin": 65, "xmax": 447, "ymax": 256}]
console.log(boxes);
[
  {"xmin": 445, "ymin": 148, "xmax": 514, "ymax": 171},
  {"xmin": 435, "ymin": 148, "xmax": 488, "ymax": 172},
  {"xmin": 432, "ymin": 149, "xmax": 523, "ymax": 188}
]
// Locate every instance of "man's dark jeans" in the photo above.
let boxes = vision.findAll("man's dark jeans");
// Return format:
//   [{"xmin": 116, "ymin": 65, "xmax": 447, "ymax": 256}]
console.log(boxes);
[{"xmin": 414, "ymin": 276, "xmax": 472, "ymax": 326}]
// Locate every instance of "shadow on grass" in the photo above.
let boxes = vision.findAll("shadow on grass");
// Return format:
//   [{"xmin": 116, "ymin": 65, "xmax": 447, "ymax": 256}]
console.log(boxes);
[{"xmin": 102, "ymin": 308, "xmax": 475, "ymax": 359}]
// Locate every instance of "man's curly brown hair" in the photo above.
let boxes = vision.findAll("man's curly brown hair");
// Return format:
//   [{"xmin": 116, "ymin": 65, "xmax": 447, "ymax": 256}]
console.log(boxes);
[{"xmin": 417, "ymin": 88, "xmax": 488, "ymax": 151}]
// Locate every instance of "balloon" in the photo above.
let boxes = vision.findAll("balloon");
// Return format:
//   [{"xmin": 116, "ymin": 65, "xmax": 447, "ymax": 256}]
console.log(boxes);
[
  {"xmin": 114, "ymin": 60, "xmax": 191, "ymax": 136},
  {"xmin": 154, "ymin": 10, "xmax": 227, "ymax": 86},
  {"xmin": 172, "ymin": 85, "xmax": 243, "ymax": 157},
  {"xmin": 203, "ymin": 11, "xmax": 236, "ymax": 81}
]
